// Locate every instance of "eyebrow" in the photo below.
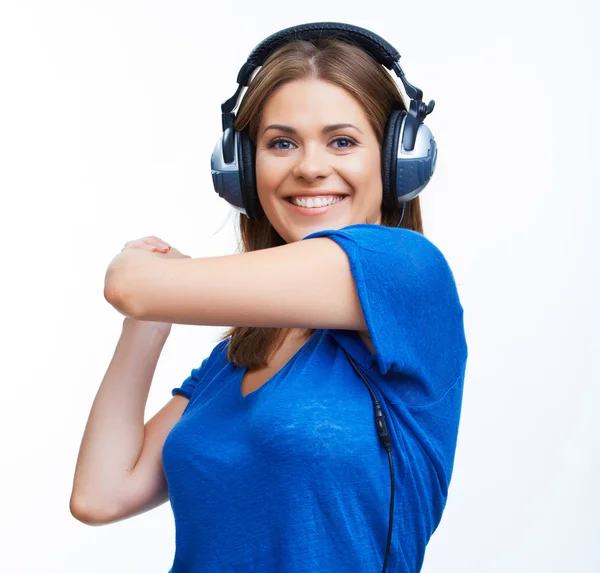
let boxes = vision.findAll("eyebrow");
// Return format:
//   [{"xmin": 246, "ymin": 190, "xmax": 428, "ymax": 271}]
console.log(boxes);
[{"xmin": 261, "ymin": 123, "xmax": 364, "ymax": 136}]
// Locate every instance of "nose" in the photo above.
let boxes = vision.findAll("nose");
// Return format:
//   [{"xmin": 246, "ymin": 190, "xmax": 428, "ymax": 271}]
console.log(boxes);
[{"xmin": 292, "ymin": 142, "xmax": 333, "ymax": 182}]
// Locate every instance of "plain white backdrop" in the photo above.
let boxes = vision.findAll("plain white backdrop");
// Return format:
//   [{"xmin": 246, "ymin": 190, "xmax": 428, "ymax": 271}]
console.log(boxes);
[{"xmin": 1, "ymin": 0, "xmax": 598, "ymax": 571}]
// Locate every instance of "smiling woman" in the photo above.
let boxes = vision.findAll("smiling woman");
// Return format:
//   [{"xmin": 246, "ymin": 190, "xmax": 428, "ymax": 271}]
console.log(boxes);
[{"xmin": 73, "ymin": 22, "xmax": 463, "ymax": 573}]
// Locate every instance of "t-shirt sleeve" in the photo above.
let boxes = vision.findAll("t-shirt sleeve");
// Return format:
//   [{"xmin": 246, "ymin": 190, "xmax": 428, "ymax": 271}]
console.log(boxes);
[
  {"xmin": 302, "ymin": 224, "xmax": 468, "ymax": 406},
  {"xmin": 171, "ymin": 338, "xmax": 230, "ymax": 400},
  {"xmin": 172, "ymin": 358, "xmax": 210, "ymax": 400}
]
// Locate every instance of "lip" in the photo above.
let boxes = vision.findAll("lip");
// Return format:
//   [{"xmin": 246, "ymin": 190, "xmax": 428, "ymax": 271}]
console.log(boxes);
[{"xmin": 284, "ymin": 195, "xmax": 348, "ymax": 216}]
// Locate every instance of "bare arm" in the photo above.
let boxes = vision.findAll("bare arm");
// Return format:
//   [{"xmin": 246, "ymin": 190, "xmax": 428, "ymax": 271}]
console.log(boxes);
[
  {"xmin": 106, "ymin": 237, "xmax": 367, "ymax": 331},
  {"xmin": 69, "ymin": 317, "xmax": 172, "ymax": 523}
]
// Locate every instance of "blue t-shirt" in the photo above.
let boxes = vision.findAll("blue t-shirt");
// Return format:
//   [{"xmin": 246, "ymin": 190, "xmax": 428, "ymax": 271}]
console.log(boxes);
[{"xmin": 162, "ymin": 224, "xmax": 468, "ymax": 573}]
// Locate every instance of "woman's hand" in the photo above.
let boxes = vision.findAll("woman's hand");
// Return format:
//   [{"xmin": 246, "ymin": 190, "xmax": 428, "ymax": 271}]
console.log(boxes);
[
  {"xmin": 105, "ymin": 236, "xmax": 190, "ymax": 319},
  {"xmin": 118, "ymin": 235, "xmax": 190, "ymax": 261},
  {"xmin": 107, "ymin": 235, "xmax": 190, "ymax": 273},
  {"xmin": 122, "ymin": 236, "xmax": 190, "ymax": 259}
]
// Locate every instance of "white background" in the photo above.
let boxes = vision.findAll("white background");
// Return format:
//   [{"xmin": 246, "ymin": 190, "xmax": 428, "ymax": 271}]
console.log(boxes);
[{"xmin": 1, "ymin": 0, "xmax": 598, "ymax": 571}]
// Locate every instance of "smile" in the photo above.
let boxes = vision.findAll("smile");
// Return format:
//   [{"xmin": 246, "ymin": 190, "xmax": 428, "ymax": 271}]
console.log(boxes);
[{"xmin": 284, "ymin": 195, "xmax": 348, "ymax": 215}]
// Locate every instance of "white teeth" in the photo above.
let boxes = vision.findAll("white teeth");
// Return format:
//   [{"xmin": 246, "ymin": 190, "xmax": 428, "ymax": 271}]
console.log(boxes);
[{"xmin": 290, "ymin": 196, "xmax": 345, "ymax": 208}]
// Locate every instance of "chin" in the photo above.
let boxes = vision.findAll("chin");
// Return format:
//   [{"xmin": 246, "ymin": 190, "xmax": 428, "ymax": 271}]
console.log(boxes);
[
  {"xmin": 270, "ymin": 196, "xmax": 357, "ymax": 242},
  {"xmin": 281, "ymin": 220, "xmax": 348, "ymax": 244}
]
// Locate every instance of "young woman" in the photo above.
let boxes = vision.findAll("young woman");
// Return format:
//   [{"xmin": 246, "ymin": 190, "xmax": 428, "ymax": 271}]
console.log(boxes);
[{"xmin": 71, "ymin": 23, "xmax": 468, "ymax": 573}]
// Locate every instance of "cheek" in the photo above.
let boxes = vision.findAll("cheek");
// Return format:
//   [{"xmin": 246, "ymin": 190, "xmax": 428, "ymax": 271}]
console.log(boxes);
[
  {"xmin": 255, "ymin": 154, "xmax": 285, "ymax": 195},
  {"xmin": 342, "ymin": 153, "xmax": 382, "ymax": 195},
  {"xmin": 254, "ymin": 155, "xmax": 268, "ymax": 186}
]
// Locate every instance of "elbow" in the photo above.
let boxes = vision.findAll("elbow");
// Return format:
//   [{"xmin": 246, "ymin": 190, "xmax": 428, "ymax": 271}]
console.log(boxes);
[
  {"xmin": 69, "ymin": 494, "xmax": 115, "ymax": 526},
  {"xmin": 104, "ymin": 268, "xmax": 144, "ymax": 320}
]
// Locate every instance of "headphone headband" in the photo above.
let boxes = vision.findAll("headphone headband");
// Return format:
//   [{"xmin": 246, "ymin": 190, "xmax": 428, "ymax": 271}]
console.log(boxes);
[
  {"xmin": 237, "ymin": 22, "xmax": 401, "ymax": 86},
  {"xmin": 225, "ymin": 21, "xmax": 428, "ymax": 129}
]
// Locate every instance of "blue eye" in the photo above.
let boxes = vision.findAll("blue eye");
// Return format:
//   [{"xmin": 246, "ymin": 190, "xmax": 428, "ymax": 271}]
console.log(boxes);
[
  {"xmin": 267, "ymin": 138, "xmax": 295, "ymax": 150},
  {"xmin": 332, "ymin": 137, "xmax": 355, "ymax": 148}
]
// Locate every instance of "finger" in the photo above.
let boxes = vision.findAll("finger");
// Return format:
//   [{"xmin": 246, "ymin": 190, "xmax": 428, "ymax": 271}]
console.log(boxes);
[
  {"xmin": 124, "ymin": 237, "xmax": 168, "ymax": 248},
  {"xmin": 148, "ymin": 236, "xmax": 171, "ymax": 248},
  {"xmin": 123, "ymin": 241, "xmax": 159, "ymax": 251},
  {"xmin": 139, "ymin": 239, "xmax": 169, "ymax": 252}
]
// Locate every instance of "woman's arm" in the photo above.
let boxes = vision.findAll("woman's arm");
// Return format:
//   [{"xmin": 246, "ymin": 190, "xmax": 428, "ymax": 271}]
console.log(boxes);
[
  {"xmin": 70, "ymin": 318, "xmax": 172, "ymax": 523},
  {"xmin": 105, "ymin": 238, "xmax": 367, "ymax": 331}
]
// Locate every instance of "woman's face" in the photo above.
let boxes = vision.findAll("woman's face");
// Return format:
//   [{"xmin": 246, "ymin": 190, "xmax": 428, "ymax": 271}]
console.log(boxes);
[{"xmin": 255, "ymin": 78, "xmax": 383, "ymax": 243}]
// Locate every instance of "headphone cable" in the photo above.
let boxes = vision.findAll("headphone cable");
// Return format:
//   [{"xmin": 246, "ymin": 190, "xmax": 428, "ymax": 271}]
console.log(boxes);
[{"xmin": 344, "ymin": 350, "xmax": 395, "ymax": 573}]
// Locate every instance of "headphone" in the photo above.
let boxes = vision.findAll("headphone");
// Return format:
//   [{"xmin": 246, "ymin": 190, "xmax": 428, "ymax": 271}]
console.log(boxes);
[
  {"xmin": 211, "ymin": 23, "xmax": 437, "ymax": 571},
  {"xmin": 210, "ymin": 22, "xmax": 438, "ymax": 227}
]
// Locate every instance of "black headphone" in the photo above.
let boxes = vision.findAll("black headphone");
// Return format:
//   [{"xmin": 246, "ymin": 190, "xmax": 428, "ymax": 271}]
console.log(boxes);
[{"xmin": 210, "ymin": 22, "xmax": 438, "ymax": 223}]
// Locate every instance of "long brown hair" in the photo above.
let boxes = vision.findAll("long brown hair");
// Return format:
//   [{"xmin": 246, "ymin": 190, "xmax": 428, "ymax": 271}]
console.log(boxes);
[{"xmin": 218, "ymin": 38, "xmax": 424, "ymax": 370}]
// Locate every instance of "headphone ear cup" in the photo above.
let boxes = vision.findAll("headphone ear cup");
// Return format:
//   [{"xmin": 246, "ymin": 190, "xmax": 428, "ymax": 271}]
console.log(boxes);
[
  {"xmin": 211, "ymin": 128, "xmax": 246, "ymax": 214},
  {"xmin": 397, "ymin": 109, "xmax": 438, "ymax": 201},
  {"xmin": 237, "ymin": 128, "xmax": 262, "ymax": 219},
  {"xmin": 381, "ymin": 108, "xmax": 405, "ymax": 207}
]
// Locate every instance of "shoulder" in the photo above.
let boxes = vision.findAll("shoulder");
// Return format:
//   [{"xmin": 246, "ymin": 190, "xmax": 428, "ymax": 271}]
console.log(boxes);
[{"xmin": 304, "ymin": 224, "xmax": 447, "ymax": 263}]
